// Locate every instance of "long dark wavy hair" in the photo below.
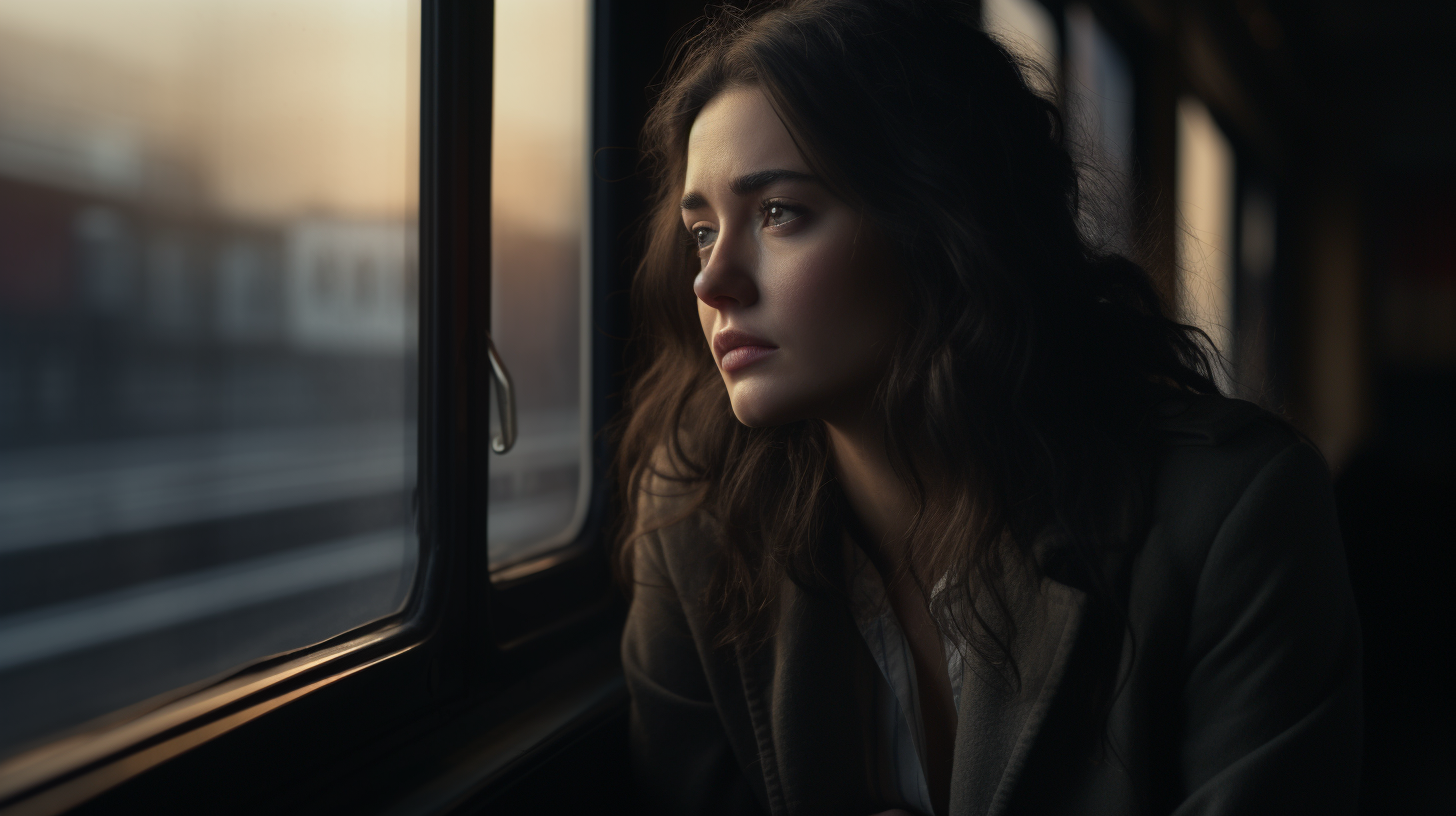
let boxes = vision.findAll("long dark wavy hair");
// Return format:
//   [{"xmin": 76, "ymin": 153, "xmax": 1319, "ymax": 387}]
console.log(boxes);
[{"xmin": 614, "ymin": 0, "xmax": 1219, "ymax": 679}]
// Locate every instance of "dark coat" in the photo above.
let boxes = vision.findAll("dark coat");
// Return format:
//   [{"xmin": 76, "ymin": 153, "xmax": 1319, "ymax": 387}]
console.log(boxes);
[{"xmin": 621, "ymin": 395, "xmax": 1363, "ymax": 815}]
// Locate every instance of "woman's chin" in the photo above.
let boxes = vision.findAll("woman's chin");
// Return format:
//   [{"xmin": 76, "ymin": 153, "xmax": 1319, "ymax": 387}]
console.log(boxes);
[
  {"xmin": 726, "ymin": 392, "xmax": 801, "ymax": 429},
  {"xmin": 728, "ymin": 402, "xmax": 781, "ymax": 428}
]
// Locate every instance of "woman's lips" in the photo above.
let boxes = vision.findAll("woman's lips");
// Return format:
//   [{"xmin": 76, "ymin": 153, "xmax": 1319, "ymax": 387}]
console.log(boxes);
[
  {"xmin": 713, "ymin": 328, "xmax": 777, "ymax": 373},
  {"xmin": 719, "ymin": 344, "xmax": 777, "ymax": 373}
]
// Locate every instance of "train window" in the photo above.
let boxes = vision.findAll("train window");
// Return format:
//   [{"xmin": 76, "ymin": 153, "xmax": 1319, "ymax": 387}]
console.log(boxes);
[
  {"xmin": 487, "ymin": 0, "xmax": 592, "ymax": 578},
  {"xmin": 1175, "ymin": 96, "xmax": 1236, "ymax": 383},
  {"xmin": 981, "ymin": 0, "xmax": 1060, "ymax": 96},
  {"xmin": 0, "ymin": 0, "xmax": 420, "ymax": 761},
  {"xmin": 1065, "ymin": 3, "xmax": 1135, "ymax": 252},
  {"xmin": 1235, "ymin": 185, "xmax": 1278, "ymax": 400}
]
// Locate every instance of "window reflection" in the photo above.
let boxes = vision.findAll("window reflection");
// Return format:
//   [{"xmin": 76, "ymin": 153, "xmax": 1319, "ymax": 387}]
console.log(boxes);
[{"xmin": 0, "ymin": 0, "xmax": 419, "ymax": 759}]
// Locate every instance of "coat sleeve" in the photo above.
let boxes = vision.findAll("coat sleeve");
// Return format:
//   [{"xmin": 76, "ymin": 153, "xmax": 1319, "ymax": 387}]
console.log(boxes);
[
  {"xmin": 1173, "ymin": 440, "xmax": 1363, "ymax": 814},
  {"xmin": 621, "ymin": 527, "xmax": 765, "ymax": 815}
]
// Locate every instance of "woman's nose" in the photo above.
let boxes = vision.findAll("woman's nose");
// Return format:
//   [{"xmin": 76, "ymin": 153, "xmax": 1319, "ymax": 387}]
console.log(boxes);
[{"xmin": 693, "ymin": 235, "xmax": 758, "ymax": 310}]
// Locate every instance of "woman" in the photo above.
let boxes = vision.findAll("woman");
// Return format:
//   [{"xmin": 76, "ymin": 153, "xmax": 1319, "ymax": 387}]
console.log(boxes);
[{"xmin": 615, "ymin": 1, "xmax": 1362, "ymax": 814}]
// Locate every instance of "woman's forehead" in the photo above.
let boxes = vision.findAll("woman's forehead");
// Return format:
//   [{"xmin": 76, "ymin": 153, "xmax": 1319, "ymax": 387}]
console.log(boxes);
[{"xmin": 684, "ymin": 85, "xmax": 810, "ymax": 195}]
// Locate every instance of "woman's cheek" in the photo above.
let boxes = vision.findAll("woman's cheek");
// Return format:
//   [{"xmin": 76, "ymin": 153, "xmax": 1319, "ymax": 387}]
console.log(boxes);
[{"xmin": 773, "ymin": 242, "xmax": 879, "ymax": 360}]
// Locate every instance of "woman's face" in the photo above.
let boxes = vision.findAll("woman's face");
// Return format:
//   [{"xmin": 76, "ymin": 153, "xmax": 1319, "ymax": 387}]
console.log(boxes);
[{"xmin": 683, "ymin": 85, "xmax": 900, "ymax": 428}]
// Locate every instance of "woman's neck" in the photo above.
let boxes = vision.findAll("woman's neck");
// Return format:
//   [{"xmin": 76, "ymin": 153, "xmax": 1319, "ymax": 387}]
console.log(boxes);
[{"xmin": 825, "ymin": 416, "xmax": 915, "ymax": 559}]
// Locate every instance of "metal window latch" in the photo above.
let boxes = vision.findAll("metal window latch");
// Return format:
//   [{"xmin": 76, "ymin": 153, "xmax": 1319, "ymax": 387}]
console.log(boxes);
[{"xmin": 486, "ymin": 333, "xmax": 517, "ymax": 454}]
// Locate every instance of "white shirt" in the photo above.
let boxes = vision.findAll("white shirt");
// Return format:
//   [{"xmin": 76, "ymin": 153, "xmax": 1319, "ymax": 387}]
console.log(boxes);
[{"xmin": 847, "ymin": 544, "xmax": 964, "ymax": 816}]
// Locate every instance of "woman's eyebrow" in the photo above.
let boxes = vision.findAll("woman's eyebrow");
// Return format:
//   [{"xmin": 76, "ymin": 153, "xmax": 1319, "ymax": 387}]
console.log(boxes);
[
  {"xmin": 730, "ymin": 168, "xmax": 816, "ymax": 195},
  {"xmin": 679, "ymin": 169, "xmax": 818, "ymax": 210}
]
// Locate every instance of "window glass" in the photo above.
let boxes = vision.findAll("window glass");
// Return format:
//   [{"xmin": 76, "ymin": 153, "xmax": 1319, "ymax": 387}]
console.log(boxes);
[
  {"xmin": 1066, "ymin": 4, "xmax": 1135, "ymax": 252},
  {"xmin": 488, "ymin": 0, "xmax": 591, "ymax": 576},
  {"xmin": 1176, "ymin": 96, "xmax": 1236, "ymax": 386},
  {"xmin": 0, "ymin": 0, "xmax": 420, "ymax": 759},
  {"xmin": 981, "ymin": 0, "xmax": 1060, "ymax": 97}
]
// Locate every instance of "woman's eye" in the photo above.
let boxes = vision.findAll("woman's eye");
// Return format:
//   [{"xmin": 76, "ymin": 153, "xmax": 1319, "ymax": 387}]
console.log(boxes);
[
  {"xmin": 763, "ymin": 202, "xmax": 802, "ymax": 228},
  {"xmin": 691, "ymin": 225, "xmax": 717, "ymax": 250}
]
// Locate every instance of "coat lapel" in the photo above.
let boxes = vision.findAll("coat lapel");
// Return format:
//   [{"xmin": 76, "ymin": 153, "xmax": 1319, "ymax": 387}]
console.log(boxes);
[
  {"xmin": 731, "ymin": 552, "xmax": 1090, "ymax": 816},
  {"xmin": 735, "ymin": 576, "xmax": 883, "ymax": 816},
  {"xmin": 948, "ymin": 571, "xmax": 1088, "ymax": 816}
]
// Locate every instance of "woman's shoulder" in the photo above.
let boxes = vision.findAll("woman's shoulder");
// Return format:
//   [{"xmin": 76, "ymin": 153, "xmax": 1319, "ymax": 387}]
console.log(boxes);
[
  {"xmin": 1145, "ymin": 391, "xmax": 1337, "ymax": 568},
  {"xmin": 1151, "ymin": 391, "xmax": 1313, "ymax": 482},
  {"xmin": 1135, "ymin": 399, "xmax": 1360, "ymax": 767}
]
